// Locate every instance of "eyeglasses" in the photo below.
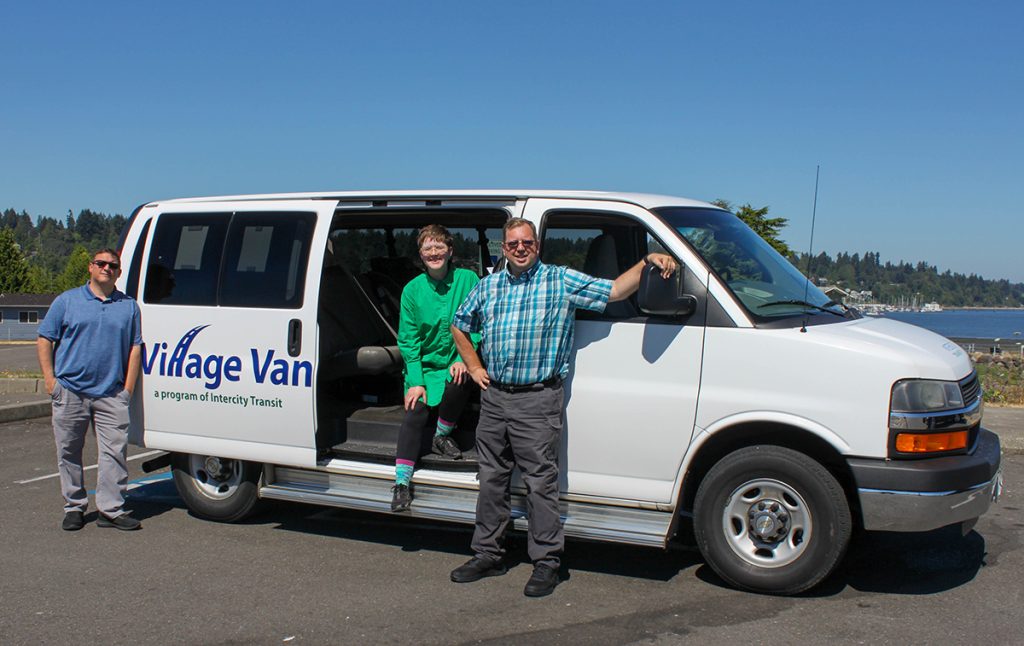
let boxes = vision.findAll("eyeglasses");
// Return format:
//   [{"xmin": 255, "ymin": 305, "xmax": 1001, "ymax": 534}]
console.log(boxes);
[
  {"xmin": 420, "ymin": 244, "xmax": 449, "ymax": 253},
  {"xmin": 92, "ymin": 260, "xmax": 121, "ymax": 270},
  {"xmin": 503, "ymin": 239, "xmax": 536, "ymax": 251}
]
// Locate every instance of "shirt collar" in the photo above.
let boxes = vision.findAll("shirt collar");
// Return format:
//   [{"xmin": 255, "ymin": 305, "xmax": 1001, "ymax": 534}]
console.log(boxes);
[
  {"xmin": 80, "ymin": 282, "xmax": 122, "ymax": 304},
  {"xmin": 425, "ymin": 267, "xmax": 455, "ymax": 288},
  {"xmin": 506, "ymin": 260, "xmax": 543, "ymax": 284}
]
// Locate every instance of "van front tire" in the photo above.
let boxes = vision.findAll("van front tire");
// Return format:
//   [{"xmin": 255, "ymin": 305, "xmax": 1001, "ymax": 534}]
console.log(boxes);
[
  {"xmin": 171, "ymin": 453, "xmax": 263, "ymax": 522},
  {"xmin": 693, "ymin": 445, "xmax": 851, "ymax": 595}
]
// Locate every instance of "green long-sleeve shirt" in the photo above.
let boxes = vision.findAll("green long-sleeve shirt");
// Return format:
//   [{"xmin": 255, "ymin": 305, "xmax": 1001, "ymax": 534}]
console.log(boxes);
[{"xmin": 398, "ymin": 267, "xmax": 480, "ymax": 406}]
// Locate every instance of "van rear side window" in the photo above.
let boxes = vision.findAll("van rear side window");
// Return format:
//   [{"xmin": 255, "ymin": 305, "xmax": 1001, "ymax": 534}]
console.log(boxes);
[
  {"xmin": 220, "ymin": 213, "xmax": 314, "ymax": 308},
  {"xmin": 146, "ymin": 214, "xmax": 229, "ymax": 305},
  {"xmin": 144, "ymin": 212, "xmax": 315, "ymax": 308}
]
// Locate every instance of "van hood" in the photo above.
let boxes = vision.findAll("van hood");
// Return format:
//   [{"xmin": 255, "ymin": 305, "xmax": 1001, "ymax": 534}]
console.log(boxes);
[{"xmin": 813, "ymin": 316, "xmax": 973, "ymax": 380}]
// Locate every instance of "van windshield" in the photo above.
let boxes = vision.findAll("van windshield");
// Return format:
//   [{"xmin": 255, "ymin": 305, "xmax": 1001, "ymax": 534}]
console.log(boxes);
[{"xmin": 653, "ymin": 207, "xmax": 847, "ymax": 321}]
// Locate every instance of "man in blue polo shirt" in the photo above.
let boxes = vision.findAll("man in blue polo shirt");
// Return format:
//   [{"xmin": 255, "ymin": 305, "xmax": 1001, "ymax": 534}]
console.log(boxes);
[
  {"xmin": 37, "ymin": 248, "xmax": 143, "ymax": 531},
  {"xmin": 449, "ymin": 218, "xmax": 677, "ymax": 597}
]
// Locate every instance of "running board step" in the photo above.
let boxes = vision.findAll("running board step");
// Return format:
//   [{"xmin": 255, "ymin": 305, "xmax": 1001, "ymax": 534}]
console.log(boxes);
[
  {"xmin": 329, "ymin": 440, "xmax": 480, "ymax": 472},
  {"xmin": 261, "ymin": 466, "xmax": 672, "ymax": 548}
]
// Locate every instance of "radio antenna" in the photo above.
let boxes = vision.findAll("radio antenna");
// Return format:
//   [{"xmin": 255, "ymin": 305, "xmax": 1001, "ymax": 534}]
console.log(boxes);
[{"xmin": 800, "ymin": 165, "xmax": 820, "ymax": 333}]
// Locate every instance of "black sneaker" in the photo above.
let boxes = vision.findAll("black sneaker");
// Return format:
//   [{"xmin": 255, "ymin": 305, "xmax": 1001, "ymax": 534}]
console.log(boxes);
[
  {"xmin": 61, "ymin": 511, "xmax": 85, "ymax": 531},
  {"xmin": 523, "ymin": 564, "xmax": 559, "ymax": 597},
  {"xmin": 391, "ymin": 484, "xmax": 413, "ymax": 513},
  {"xmin": 432, "ymin": 434, "xmax": 462, "ymax": 459},
  {"xmin": 96, "ymin": 513, "xmax": 141, "ymax": 531},
  {"xmin": 450, "ymin": 555, "xmax": 507, "ymax": 583}
]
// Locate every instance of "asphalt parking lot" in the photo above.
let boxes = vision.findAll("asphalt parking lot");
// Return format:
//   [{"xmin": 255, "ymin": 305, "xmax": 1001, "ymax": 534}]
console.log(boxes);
[{"xmin": 1, "ymin": 416, "xmax": 1020, "ymax": 646}]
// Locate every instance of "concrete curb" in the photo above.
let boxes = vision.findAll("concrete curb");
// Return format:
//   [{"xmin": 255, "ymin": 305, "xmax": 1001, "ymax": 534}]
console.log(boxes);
[
  {"xmin": 0, "ymin": 378, "xmax": 45, "ymax": 394},
  {"xmin": 0, "ymin": 400, "xmax": 51, "ymax": 423}
]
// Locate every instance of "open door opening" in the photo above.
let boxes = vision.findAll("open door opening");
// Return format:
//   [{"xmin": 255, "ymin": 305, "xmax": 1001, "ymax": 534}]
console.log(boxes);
[{"xmin": 314, "ymin": 208, "xmax": 508, "ymax": 473}]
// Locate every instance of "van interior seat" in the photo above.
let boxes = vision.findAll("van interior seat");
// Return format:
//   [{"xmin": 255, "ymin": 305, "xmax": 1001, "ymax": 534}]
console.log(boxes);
[
  {"xmin": 370, "ymin": 256, "xmax": 421, "ymax": 287},
  {"xmin": 318, "ymin": 257, "xmax": 403, "ymax": 381},
  {"xmin": 584, "ymin": 233, "xmax": 639, "ymax": 319}
]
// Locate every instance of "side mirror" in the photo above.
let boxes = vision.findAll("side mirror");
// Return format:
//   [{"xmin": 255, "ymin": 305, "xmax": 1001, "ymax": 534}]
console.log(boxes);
[{"xmin": 637, "ymin": 263, "xmax": 697, "ymax": 317}]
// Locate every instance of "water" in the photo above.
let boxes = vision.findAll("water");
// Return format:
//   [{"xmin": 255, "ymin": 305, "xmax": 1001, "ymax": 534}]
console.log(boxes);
[{"xmin": 884, "ymin": 309, "xmax": 1024, "ymax": 341}]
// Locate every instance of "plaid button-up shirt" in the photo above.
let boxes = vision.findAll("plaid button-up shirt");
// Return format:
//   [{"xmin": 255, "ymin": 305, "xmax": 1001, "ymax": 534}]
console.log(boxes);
[{"xmin": 452, "ymin": 261, "xmax": 613, "ymax": 385}]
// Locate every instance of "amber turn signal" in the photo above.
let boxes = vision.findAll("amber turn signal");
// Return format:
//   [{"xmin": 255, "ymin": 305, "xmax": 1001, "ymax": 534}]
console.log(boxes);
[{"xmin": 895, "ymin": 431, "xmax": 969, "ymax": 453}]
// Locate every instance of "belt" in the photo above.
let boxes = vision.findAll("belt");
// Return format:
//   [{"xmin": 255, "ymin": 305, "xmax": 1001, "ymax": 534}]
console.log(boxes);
[{"xmin": 490, "ymin": 376, "xmax": 562, "ymax": 394}]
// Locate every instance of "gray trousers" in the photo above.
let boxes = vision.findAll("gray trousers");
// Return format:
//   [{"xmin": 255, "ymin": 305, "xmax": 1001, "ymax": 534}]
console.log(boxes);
[
  {"xmin": 471, "ymin": 382, "xmax": 564, "ymax": 569},
  {"xmin": 50, "ymin": 382, "xmax": 131, "ymax": 517}
]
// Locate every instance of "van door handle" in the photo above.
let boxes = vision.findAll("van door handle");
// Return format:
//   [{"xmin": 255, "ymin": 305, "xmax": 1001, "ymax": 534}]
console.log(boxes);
[{"xmin": 288, "ymin": 319, "xmax": 302, "ymax": 357}]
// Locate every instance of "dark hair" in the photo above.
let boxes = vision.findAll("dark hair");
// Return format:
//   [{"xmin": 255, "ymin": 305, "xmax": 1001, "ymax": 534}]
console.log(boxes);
[
  {"xmin": 92, "ymin": 247, "xmax": 121, "ymax": 263},
  {"xmin": 417, "ymin": 224, "xmax": 454, "ymax": 249},
  {"xmin": 502, "ymin": 218, "xmax": 537, "ymax": 241}
]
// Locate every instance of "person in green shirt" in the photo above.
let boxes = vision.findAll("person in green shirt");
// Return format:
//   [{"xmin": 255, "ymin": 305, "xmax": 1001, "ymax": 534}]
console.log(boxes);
[{"xmin": 392, "ymin": 224, "xmax": 480, "ymax": 512}]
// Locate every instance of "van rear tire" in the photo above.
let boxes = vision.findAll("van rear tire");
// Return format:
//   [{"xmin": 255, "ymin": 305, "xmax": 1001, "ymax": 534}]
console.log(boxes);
[
  {"xmin": 693, "ymin": 445, "xmax": 851, "ymax": 595},
  {"xmin": 171, "ymin": 453, "xmax": 263, "ymax": 522}
]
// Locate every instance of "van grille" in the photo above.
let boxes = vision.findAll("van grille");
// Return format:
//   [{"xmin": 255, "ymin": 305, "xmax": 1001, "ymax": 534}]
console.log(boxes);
[{"xmin": 960, "ymin": 371, "xmax": 981, "ymax": 404}]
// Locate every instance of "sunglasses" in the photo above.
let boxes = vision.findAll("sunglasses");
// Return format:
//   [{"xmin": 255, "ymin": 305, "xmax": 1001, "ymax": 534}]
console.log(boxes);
[
  {"xmin": 503, "ymin": 239, "xmax": 536, "ymax": 251},
  {"xmin": 92, "ymin": 260, "xmax": 121, "ymax": 270}
]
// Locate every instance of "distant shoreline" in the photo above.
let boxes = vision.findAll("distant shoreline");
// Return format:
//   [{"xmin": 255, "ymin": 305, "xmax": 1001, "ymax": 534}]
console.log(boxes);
[{"xmin": 939, "ymin": 307, "xmax": 1024, "ymax": 311}]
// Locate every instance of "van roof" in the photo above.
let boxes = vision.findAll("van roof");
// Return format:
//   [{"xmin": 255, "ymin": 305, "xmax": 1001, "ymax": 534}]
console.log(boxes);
[{"xmin": 152, "ymin": 190, "xmax": 718, "ymax": 211}]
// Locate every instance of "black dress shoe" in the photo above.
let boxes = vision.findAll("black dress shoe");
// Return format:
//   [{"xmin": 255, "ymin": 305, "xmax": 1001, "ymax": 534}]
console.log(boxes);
[
  {"xmin": 432, "ymin": 435, "xmax": 463, "ymax": 459},
  {"xmin": 523, "ymin": 564, "xmax": 559, "ymax": 597},
  {"xmin": 96, "ymin": 513, "xmax": 141, "ymax": 531},
  {"xmin": 391, "ymin": 484, "xmax": 413, "ymax": 513},
  {"xmin": 450, "ymin": 556, "xmax": 507, "ymax": 583},
  {"xmin": 61, "ymin": 511, "xmax": 85, "ymax": 531}
]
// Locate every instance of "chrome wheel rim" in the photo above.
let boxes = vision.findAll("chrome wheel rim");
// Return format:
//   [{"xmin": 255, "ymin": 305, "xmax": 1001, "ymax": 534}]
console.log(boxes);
[
  {"xmin": 187, "ymin": 454, "xmax": 243, "ymax": 500},
  {"xmin": 722, "ymin": 478, "xmax": 811, "ymax": 568}
]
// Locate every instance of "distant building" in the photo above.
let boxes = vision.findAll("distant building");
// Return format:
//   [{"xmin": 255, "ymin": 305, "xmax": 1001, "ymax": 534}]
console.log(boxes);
[
  {"xmin": 822, "ymin": 285, "xmax": 851, "ymax": 302},
  {"xmin": 0, "ymin": 293, "xmax": 56, "ymax": 341}
]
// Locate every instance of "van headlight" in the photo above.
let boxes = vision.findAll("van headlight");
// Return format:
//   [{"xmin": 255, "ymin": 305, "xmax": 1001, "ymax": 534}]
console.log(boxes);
[
  {"xmin": 888, "ymin": 378, "xmax": 978, "ymax": 456},
  {"xmin": 890, "ymin": 379, "xmax": 964, "ymax": 413}
]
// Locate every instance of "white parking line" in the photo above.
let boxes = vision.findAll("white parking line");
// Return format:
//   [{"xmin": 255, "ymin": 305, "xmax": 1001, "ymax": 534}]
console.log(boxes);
[{"xmin": 14, "ymin": 450, "xmax": 165, "ymax": 484}]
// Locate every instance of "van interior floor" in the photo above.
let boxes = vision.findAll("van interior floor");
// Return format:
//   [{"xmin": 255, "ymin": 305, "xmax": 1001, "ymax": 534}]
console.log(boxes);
[{"xmin": 327, "ymin": 405, "xmax": 480, "ymax": 472}]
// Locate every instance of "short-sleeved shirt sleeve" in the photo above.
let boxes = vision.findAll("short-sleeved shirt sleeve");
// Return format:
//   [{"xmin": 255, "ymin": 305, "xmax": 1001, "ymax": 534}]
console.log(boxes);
[
  {"xmin": 37, "ymin": 292, "xmax": 68, "ymax": 341},
  {"xmin": 562, "ymin": 268, "xmax": 613, "ymax": 313},
  {"xmin": 452, "ymin": 281, "xmax": 483, "ymax": 334},
  {"xmin": 131, "ymin": 301, "xmax": 143, "ymax": 346}
]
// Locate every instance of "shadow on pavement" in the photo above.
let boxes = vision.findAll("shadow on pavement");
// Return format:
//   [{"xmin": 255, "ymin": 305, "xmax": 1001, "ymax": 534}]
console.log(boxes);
[
  {"xmin": 691, "ymin": 524, "xmax": 987, "ymax": 597},
  {"xmin": 261, "ymin": 502, "xmax": 702, "ymax": 582},
  {"xmin": 826, "ymin": 526, "xmax": 986, "ymax": 595},
  {"xmin": 123, "ymin": 477, "xmax": 986, "ymax": 594},
  {"xmin": 123, "ymin": 475, "xmax": 185, "ymax": 521}
]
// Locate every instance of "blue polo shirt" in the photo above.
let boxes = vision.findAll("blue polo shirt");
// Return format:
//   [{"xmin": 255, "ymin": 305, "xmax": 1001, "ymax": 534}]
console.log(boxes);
[{"xmin": 38, "ymin": 283, "xmax": 143, "ymax": 398}]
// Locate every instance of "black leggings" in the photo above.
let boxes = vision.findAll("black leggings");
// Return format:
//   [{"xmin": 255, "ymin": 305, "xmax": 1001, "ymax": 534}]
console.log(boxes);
[{"xmin": 396, "ymin": 379, "xmax": 473, "ymax": 463}]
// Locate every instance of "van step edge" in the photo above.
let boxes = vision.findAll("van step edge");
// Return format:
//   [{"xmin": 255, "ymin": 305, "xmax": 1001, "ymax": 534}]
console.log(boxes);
[{"xmin": 261, "ymin": 466, "xmax": 672, "ymax": 547}]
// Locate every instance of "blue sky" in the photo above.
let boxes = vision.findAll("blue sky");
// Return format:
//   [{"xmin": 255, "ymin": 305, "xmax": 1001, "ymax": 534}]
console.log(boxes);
[{"xmin": 2, "ymin": 1, "xmax": 1022, "ymax": 281}]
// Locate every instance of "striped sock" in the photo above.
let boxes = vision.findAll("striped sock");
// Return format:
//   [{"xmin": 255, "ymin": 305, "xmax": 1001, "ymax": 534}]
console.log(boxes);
[
  {"xmin": 395, "ymin": 460, "xmax": 414, "ymax": 487},
  {"xmin": 435, "ymin": 417, "xmax": 456, "ymax": 438}
]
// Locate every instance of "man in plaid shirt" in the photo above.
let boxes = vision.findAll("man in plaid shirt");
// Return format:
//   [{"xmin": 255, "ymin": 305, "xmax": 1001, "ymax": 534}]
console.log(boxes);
[{"xmin": 449, "ymin": 217, "xmax": 677, "ymax": 597}]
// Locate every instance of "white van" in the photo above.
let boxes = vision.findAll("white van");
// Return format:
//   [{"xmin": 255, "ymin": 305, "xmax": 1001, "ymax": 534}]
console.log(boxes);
[{"xmin": 116, "ymin": 190, "xmax": 1001, "ymax": 594}]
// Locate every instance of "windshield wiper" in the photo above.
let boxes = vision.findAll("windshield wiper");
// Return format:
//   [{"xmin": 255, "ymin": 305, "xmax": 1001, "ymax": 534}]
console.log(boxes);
[{"xmin": 757, "ymin": 299, "xmax": 847, "ymax": 317}]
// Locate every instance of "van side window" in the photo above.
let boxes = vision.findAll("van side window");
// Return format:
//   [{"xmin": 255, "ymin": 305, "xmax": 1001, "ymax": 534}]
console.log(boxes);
[
  {"xmin": 220, "ymin": 213, "xmax": 315, "ymax": 308},
  {"xmin": 541, "ymin": 210, "xmax": 678, "ymax": 321},
  {"xmin": 145, "ymin": 214, "xmax": 230, "ymax": 305},
  {"xmin": 144, "ymin": 211, "xmax": 315, "ymax": 308}
]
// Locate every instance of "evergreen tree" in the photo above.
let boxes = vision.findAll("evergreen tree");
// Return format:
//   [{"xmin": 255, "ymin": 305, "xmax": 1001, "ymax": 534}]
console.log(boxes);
[
  {"xmin": 0, "ymin": 228, "xmax": 30, "ymax": 292},
  {"xmin": 55, "ymin": 246, "xmax": 92, "ymax": 292},
  {"xmin": 24, "ymin": 265, "xmax": 55, "ymax": 293},
  {"xmin": 711, "ymin": 200, "xmax": 790, "ymax": 256}
]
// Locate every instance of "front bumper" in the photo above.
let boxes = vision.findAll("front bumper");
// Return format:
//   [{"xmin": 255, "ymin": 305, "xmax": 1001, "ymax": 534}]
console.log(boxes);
[{"xmin": 848, "ymin": 429, "xmax": 1002, "ymax": 532}]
